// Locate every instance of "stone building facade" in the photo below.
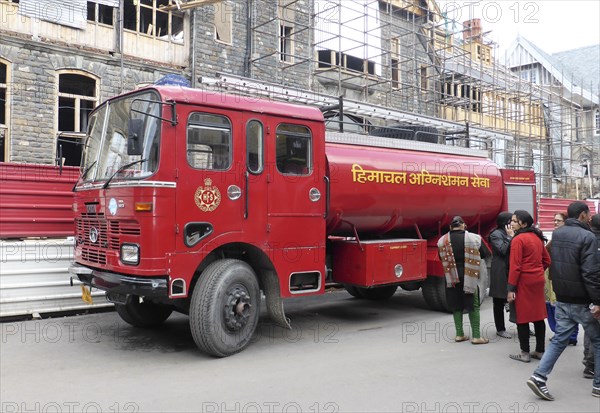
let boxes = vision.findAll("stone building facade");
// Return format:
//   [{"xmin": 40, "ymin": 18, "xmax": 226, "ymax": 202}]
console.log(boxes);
[
  {"xmin": 0, "ymin": 0, "xmax": 492, "ymax": 166},
  {"xmin": 1, "ymin": 0, "xmax": 189, "ymax": 165}
]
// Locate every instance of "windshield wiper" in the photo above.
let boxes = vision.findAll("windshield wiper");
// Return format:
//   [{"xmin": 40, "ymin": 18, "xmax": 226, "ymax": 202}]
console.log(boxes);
[
  {"xmin": 102, "ymin": 159, "xmax": 147, "ymax": 189},
  {"xmin": 80, "ymin": 160, "xmax": 97, "ymax": 181},
  {"xmin": 73, "ymin": 160, "xmax": 98, "ymax": 191}
]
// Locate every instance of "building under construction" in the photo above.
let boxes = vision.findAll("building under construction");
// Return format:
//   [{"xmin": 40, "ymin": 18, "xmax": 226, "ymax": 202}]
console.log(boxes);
[{"xmin": 1, "ymin": 0, "xmax": 598, "ymax": 199}]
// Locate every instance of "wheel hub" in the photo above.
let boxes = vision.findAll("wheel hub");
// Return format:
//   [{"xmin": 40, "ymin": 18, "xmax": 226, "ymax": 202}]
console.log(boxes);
[{"xmin": 223, "ymin": 286, "xmax": 252, "ymax": 331}]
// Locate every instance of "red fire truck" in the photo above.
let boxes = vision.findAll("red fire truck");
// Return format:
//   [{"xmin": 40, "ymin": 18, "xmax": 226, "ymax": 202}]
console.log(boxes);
[{"xmin": 69, "ymin": 86, "xmax": 536, "ymax": 357}]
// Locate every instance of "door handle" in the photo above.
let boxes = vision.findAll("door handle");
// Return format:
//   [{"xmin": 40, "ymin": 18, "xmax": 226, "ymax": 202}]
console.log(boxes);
[
  {"xmin": 244, "ymin": 171, "xmax": 249, "ymax": 219},
  {"xmin": 323, "ymin": 175, "xmax": 330, "ymax": 219}
]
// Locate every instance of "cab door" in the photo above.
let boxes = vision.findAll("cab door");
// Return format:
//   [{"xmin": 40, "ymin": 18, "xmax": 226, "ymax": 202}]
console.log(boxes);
[
  {"xmin": 265, "ymin": 121, "xmax": 326, "ymax": 295},
  {"xmin": 174, "ymin": 108, "xmax": 244, "ymax": 252}
]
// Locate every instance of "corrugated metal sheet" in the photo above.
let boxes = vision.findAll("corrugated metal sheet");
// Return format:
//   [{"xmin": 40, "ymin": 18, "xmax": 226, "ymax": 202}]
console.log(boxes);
[
  {"xmin": 0, "ymin": 238, "xmax": 112, "ymax": 318},
  {"xmin": 19, "ymin": 0, "xmax": 87, "ymax": 30},
  {"xmin": 0, "ymin": 163, "xmax": 79, "ymax": 238},
  {"xmin": 538, "ymin": 198, "xmax": 598, "ymax": 233}
]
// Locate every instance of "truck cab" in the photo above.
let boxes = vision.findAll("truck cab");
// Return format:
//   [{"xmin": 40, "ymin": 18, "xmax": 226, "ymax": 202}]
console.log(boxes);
[{"xmin": 70, "ymin": 86, "xmax": 327, "ymax": 356}]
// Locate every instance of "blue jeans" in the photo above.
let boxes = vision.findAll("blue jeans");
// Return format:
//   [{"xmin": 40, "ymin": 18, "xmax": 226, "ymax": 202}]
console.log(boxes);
[
  {"xmin": 534, "ymin": 302, "xmax": 600, "ymax": 388},
  {"xmin": 546, "ymin": 302, "xmax": 579, "ymax": 340}
]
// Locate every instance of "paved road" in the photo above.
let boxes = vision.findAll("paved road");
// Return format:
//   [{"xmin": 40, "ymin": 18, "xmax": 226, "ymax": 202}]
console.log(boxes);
[{"xmin": 1, "ymin": 289, "xmax": 599, "ymax": 413}]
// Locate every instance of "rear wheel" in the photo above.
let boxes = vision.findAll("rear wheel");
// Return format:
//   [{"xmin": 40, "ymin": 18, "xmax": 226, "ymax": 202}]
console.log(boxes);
[
  {"xmin": 343, "ymin": 284, "xmax": 365, "ymax": 298},
  {"xmin": 115, "ymin": 297, "xmax": 172, "ymax": 328},
  {"xmin": 400, "ymin": 281, "xmax": 422, "ymax": 291},
  {"xmin": 422, "ymin": 275, "xmax": 450, "ymax": 312},
  {"xmin": 344, "ymin": 285, "xmax": 398, "ymax": 300},
  {"xmin": 189, "ymin": 259, "xmax": 260, "ymax": 357}
]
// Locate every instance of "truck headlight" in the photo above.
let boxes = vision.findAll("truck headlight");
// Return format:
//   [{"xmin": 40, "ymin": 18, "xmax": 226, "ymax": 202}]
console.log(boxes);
[{"xmin": 120, "ymin": 244, "xmax": 140, "ymax": 265}]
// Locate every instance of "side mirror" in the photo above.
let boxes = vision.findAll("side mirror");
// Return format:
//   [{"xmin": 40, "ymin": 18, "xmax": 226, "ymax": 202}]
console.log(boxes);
[{"xmin": 127, "ymin": 119, "xmax": 144, "ymax": 156}]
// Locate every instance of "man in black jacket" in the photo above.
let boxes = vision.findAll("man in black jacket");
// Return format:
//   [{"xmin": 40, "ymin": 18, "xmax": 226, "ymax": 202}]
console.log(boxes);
[
  {"xmin": 582, "ymin": 214, "xmax": 600, "ymax": 379},
  {"xmin": 527, "ymin": 201, "xmax": 600, "ymax": 401}
]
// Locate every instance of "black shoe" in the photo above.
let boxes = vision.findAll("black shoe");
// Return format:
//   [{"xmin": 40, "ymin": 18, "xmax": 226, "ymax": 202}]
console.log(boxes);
[
  {"xmin": 527, "ymin": 376, "xmax": 554, "ymax": 401},
  {"xmin": 568, "ymin": 339, "xmax": 577, "ymax": 346},
  {"xmin": 583, "ymin": 367, "xmax": 595, "ymax": 379},
  {"xmin": 593, "ymin": 387, "xmax": 600, "ymax": 398}
]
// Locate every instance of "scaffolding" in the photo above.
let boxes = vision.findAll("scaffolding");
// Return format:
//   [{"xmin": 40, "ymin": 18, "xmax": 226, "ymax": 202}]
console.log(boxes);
[{"xmin": 195, "ymin": 0, "xmax": 599, "ymax": 199}]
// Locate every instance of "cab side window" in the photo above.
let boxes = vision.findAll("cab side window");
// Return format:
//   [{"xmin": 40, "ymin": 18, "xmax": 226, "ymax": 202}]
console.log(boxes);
[
  {"xmin": 187, "ymin": 112, "xmax": 232, "ymax": 170},
  {"xmin": 276, "ymin": 124, "xmax": 311, "ymax": 175},
  {"xmin": 246, "ymin": 120, "xmax": 263, "ymax": 174}
]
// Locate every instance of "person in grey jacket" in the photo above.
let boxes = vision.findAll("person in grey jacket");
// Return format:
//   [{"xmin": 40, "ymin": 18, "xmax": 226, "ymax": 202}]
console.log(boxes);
[
  {"xmin": 488, "ymin": 211, "xmax": 514, "ymax": 338},
  {"xmin": 527, "ymin": 201, "xmax": 600, "ymax": 401}
]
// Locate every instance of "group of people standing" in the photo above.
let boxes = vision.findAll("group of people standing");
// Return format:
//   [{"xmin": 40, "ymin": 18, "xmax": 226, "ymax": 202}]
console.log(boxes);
[{"xmin": 437, "ymin": 201, "xmax": 600, "ymax": 401}]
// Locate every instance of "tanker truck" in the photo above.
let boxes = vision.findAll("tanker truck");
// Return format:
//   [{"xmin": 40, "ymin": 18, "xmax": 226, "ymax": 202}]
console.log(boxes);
[{"xmin": 68, "ymin": 86, "xmax": 536, "ymax": 357}]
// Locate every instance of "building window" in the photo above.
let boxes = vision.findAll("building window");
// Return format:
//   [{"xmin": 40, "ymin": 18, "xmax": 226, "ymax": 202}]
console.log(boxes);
[
  {"xmin": 0, "ymin": 60, "xmax": 8, "ymax": 162},
  {"xmin": 57, "ymin": 72, "xmax": 98, "ymax": 167},
  {"xmin": 595, "ymin": 109, "xmax": 600, "ymax": 136},
  {"xmin": 317, "ymin": 50, "xmax": 376, "ymax": 76},
  {"xmin": 391, "ymin": 37, "xmax": 400, "ymax": 89},
  {"xmin": 213, "ymin": 1, "xmax": 232, "ymax": 44},
  {"xmin": 420, "ymin": 65, "xmax": 428, "ymax": 92},
  {"xmin": 124, "ymin": 0, "xmax": 184, "ymax": 43},
  {"xmin": 279, "ymin": 24, "xmax": 294, "ymax": 63},
  {"xmin": 87, "ymin": 1, "xmax": 115, "ymax": 26}
]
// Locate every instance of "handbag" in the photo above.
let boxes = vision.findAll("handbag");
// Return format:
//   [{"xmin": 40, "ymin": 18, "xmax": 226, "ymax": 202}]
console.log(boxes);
[{"xmin": 509, "ymin": 300, "xmax": 517, "ymax": 323}]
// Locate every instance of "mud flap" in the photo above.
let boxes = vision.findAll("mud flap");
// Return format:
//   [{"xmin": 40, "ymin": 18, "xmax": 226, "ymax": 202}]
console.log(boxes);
[{"xmin": 262, "ymin": 270, "xmax": 291, "ymax": 330}]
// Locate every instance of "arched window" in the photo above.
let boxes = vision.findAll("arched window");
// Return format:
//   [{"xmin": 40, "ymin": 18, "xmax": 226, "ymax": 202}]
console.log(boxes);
[
  {"xmin": 56, "ymin": 71, "xmax": 99, "ymax": 167},
  {"xmin": 0, "ymin": 59, "xmax": 9, "ymax": 162}
]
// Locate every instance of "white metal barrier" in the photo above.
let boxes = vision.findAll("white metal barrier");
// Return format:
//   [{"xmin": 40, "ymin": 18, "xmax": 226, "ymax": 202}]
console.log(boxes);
[{"xmin": 0, "ymin": 238, "xmax": 112, "ymax": 318}]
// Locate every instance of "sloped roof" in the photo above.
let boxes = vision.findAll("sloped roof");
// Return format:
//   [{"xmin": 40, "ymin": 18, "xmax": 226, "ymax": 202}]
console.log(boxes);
[
  {"xmin": 506, "ymin": 36, "xmax": 599, "ymax": 105},
  {"xmin": 552, "ymin": 44, "xmax": 600, "ymax": 91}
]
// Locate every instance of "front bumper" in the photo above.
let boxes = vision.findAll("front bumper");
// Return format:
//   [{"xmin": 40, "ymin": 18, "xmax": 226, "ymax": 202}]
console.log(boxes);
[{"xmin": 68, "ymin": 263, "xmax": 168, "ymax": 298}]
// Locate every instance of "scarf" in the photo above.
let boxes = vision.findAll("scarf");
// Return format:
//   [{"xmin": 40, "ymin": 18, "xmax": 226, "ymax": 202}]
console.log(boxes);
[{"xmin": 437, "ymin": 231, "xmax": 482, "ymax": 294}]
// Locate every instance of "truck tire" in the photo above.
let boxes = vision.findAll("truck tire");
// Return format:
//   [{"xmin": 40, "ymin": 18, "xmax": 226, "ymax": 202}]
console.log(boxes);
[
  {"xmin": 344, "ymin": 285, "xmax": 398, "ymax": 300},
  {"xmin": 115, "ymin": 298, "xmax": 172, "ymax": 328},
  {"xmin": 189, "ymin": 259, "xmax": 260, "ymax": 357},
  {"xmin": 421, "ymin": 276, "xmax": 450, "ymax": 313},
  {"xmin": 399, "ymin": 281, "xmax": 422, "ymax": 291},
  {"xmin": 343, "ymin": 284, "xmax": 365, "ymax": 298}
]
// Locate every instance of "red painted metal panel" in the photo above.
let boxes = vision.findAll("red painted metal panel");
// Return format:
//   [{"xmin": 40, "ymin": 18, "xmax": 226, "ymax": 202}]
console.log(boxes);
[
  {"xmin": 0, "ymin": 163, "xmax": 79, "ymax": 238},
  {"xmin": 326, "ymin": 143, "xmax": 505, "ymax": 239},
  {"xmin": 332, "ymin": 239, "xmax": 427, "ymax": 286},
  {"xmin": 538, "ymin": 198, "xmax": 598, "ymax": 232}
]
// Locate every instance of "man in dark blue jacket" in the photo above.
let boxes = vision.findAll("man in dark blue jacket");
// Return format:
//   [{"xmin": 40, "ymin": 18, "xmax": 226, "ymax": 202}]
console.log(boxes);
[{"xmin": 527, "ymin": 202, "xmax": 600, "ymax": 401}]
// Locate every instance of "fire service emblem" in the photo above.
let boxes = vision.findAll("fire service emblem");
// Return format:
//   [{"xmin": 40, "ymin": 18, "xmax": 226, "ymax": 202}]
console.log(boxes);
[{"xmin": 194, "ymin": 178, "xmax": 221, "ymax": 212}]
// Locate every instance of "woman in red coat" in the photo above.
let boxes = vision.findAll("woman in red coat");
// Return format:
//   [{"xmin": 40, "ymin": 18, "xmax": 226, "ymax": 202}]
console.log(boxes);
[{"xmin": 507, "ymin": 210, "xmax": 551, "ymax": 362}]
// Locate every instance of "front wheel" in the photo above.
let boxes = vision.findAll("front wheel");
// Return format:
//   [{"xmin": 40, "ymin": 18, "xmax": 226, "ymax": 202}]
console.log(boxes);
[
  {"xmin": 189, "ymin": 259, "xmax": 260, "ymax": 357},
  {"xmin": 115, "ymin": 297, "xmax": 172, "ymax": 328}
]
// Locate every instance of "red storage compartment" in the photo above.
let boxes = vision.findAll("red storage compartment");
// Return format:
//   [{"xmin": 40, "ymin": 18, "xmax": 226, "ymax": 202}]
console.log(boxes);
[{"xmin": 332, "ymin": 238, "xmax": 427, "ymax": 287}]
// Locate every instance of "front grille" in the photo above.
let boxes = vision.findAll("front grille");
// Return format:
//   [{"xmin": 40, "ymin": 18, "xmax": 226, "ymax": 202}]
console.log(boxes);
[
  {"xmin": 109, "ymin": 220, "xmax": 141, "ymax": 250},
  {"xmin": 81, "ymin": 247, "xmax": 107, "ymax": 264},
  {"xmin": 109, "ymin": 220, "xmax": 141, "ymax": 235},
  {"xmin": 75, "ymin": 213, "xmax": 141, "ymax": 261},
  {"xmin": 76, "ymin": 213, "xmax": 108, "ymax": 248}
]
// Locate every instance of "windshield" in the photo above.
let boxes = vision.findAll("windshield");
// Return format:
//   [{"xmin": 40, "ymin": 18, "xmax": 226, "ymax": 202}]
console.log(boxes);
[{"xmin": 79, "ymin": 90, "xmax": 162, "ymax": 185}]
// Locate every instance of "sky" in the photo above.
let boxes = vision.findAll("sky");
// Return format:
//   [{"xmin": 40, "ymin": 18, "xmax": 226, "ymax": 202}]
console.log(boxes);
[{"xmin": 436, "ymin": 0, "xmax": 600, "ymax": 60}]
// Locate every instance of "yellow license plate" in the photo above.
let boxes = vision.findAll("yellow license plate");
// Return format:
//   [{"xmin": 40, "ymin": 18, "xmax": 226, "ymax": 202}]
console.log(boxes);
[{"xmin": 81, "ymin": 285, "xmax": 93, "ymax": 305}]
